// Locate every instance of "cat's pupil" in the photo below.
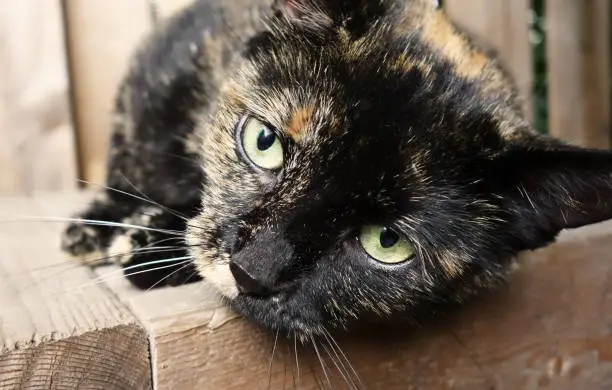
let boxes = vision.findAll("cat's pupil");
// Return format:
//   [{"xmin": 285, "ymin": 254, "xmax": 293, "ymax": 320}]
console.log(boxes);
[
  {"xmin": 379, "ymin": 227, "xmax": 399, "ymax": 248},
  {"xmin": 256, "ymin": 127, "xmax": 276, "ymax": 151}
]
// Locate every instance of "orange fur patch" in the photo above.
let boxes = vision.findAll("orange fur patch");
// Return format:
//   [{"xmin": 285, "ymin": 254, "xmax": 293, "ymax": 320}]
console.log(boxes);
[
  {"xmin": 286, "ymin": 107, "xmax": 314, "ymax": 142},
  {"xmin": 420, "ymin": 11, "xmax": 489, "ymax": 79}
]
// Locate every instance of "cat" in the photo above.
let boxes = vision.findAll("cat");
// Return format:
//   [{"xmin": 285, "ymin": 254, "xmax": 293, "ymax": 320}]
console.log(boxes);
[{"xmin": 62, "ymin": 0, "xmax": 612, "ymax": 339}]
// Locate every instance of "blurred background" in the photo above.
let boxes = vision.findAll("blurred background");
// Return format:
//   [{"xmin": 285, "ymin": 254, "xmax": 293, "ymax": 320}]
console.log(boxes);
[{"xmin": 0, "ymin": 0, "xmax": 609, "ymax": 196}]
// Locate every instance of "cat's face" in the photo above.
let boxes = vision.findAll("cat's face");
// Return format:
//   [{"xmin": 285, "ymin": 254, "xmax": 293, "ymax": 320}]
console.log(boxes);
[{"xmin": 187, "ymin": 0, "xmax": 612, "ymax": 337}]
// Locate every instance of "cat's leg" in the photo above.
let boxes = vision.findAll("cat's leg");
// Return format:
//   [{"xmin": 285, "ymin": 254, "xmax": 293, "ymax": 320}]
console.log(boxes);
[{"xmin": 107, "ymin": 204, "xmax": 202, "ymax": 289}]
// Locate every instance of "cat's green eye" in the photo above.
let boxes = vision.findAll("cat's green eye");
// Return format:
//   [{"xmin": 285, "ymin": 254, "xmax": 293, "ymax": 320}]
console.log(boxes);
[
  {"xmin": 240, "ymin": 117, "xmax": 284, "ymax": 170},
  {"xmin": 359, "ymin": 225, "xmax": 414, "ymax": 264}
]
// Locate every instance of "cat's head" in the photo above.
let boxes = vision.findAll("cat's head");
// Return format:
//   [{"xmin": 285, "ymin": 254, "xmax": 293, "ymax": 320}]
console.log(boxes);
[{"xmin": 187, "ymin": 0, "xmax": 612, "ymax": 337}]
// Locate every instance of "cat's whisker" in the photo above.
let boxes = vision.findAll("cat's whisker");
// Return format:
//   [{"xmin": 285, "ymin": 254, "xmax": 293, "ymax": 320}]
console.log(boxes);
[
  {"xmin": 60, "ymin": 257, "xmax": 192, "ymax": 294},
  {"xmin": 321, "ymin": 331, "xmax": 358, "ymax": 390},
  {"xmin": 15, "ymin": 246, "xmax": 187, "ymax": 289},
  {"xmin": 321, "ymin": 340, "xmax": 355, "ymax": 390},
  {"xmin": 0, "ymin": 232, "xmax": 189, "ymax": 283},
  {"xmin": 7, "ymin": 216, "xmax": 183, "ymax": 236},
  {"xmin": 268, "ymin": 329, "xmax": 280, "ymax": 390},
  {"xmin": 323, "ymin": 328, "xmax": 363, "ymax": 389},
  {"xmin": 78, "ymin": 177, "xmax": 211, "ymax": 234},
  {"xmin": 294, "ymin": 334, "xmax": 300, "ymax": 388},
  {"xmin": 76, "ymin": 178, "xmax": 189, "ymax": 221},
  {"xmin": 145, "ymin": 260, "xmax": 196, "ymax": 291},
  {"xmin": 116, "ymin": 173, "xmax": 192, "ymax": 222},
  {"xmin": 311, "ymin": 335, "xmax": 332, "ymax": 389}
]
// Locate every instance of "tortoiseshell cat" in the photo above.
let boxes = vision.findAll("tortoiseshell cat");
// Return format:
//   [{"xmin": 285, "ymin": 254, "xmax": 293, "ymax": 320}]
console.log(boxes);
[{"xmin": 62, "ymin": 0, "xmax": 612, "ymax": 337}]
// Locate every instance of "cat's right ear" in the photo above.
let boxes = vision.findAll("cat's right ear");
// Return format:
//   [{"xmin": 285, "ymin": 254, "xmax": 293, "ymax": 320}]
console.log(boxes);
[{"xmin": 492, "ymin": 141, "xmax": 612, "ymax": 250}]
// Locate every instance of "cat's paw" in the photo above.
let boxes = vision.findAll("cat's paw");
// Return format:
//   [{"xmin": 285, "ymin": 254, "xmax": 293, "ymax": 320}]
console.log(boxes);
[
  {"xmin": 61, "ymin": 222, "xmax": 105, "ymax": 262},
  {"xmin": 108, "ymin": 223, "xmax": 201, "ymax": 290}
]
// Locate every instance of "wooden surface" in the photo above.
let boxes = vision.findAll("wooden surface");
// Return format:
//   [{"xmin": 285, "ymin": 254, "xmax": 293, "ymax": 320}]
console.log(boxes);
[
  {"xmin": 444, "ymin": 0, "xmax": 534, "ymax": 120},
  {"xmin": 546, "ymin": 0, "xmax": 611, "ymax": 148},
  {"xmin": 3, "ymin": 192, "xmax": 612, "ymax": 389},
  {"xmin": 0, "ymin": 0, "xmax": 77, "ymax": 195},
  {"xmin": 0, "ymin": 193, "xmax": 151, "ymax": 389}
]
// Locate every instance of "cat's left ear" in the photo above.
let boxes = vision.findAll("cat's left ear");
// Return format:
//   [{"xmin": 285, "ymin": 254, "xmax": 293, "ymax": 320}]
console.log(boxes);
[
  {"xmin": 494, "ymin": 140, "xmax": 612, "ymax": 248},
  {"xmin": 272, "ymin": 0, "xmax": 393, "ymax": 35}
]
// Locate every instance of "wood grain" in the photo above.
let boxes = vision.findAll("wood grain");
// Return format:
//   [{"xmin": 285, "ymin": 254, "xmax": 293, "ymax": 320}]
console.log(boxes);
[
  {"xmin": 546, "ymin": 0, "xmax": 611, "ymax": 148},
  {"xmin": 0, "ymin": 0, "xmax": 77, "ymax": 195},
  {"xmin": 98, "ymin": 201, "xmax": 612, "ymax": 389},
  {"xmin": 0, "ymin": 193, "xmax": 151, "ymax": 389},
  {"xmin": 444, "ymin": 0, "xmax": 534, "ymax": 120},
  {"xmin": 3, "ymin": 192, "xmax": 612, "ymax": 388}
]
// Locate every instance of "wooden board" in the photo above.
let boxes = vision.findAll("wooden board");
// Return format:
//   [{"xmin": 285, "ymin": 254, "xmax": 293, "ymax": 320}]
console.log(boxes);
[
  {"xmin": 3, "ymin": 192, "xmax": 612, "ymax": 389},
  {"xmin": 546, "ymin": 0, "xmax": 611, "ymax": 148},
  {"xmin": 0, "ymin": 0, "xmax": 77, "ymax": 195},
  {"xmin": 100, "ymin": 218, "xmax": 612, "ymax": 390},
  {"xmin": 34, "ymin": 190, "xmax": 606, "ymax": 390},
  {"xmin": 444, "ymin": 0, "xmax": 534, "ymax": 120},
  {"xmin": 0, "ymin": 193, "xmax": 151, "ymax": 389}
]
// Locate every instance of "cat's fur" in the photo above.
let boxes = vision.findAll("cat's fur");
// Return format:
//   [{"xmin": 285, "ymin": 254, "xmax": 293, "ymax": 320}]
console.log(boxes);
[{"xmin": 62, "ymin": 0, "xmax": 612, "ymax": 337}]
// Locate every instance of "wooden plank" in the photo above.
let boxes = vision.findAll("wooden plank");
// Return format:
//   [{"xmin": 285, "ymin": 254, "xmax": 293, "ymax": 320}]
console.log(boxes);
[
  {"xmin": 0, "ymin": 0, "xmax": 77, "ymax": 195},
  {"xmin": 3, "ymin": 191, "xmax": 612, "ymax": 388},
  {"xmin": 0, "ymin": 192, "xmax": 151, "ymax": 389},
  {"xmin": 444, "ymin": 0, "xmax": 534, "ymax": 120},
  {"xmin": 98, "ymin": 202, "xmax": 612, "ymax": 388},
  {"xmin": 546, "ymin": 0, "xmax": 611, "ymax": 148}
]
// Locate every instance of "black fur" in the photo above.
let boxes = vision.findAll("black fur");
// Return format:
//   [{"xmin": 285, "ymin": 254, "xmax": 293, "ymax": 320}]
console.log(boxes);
[{"xmin": 63, "ymin": 0, "xmax": 612, "ymax": 337}]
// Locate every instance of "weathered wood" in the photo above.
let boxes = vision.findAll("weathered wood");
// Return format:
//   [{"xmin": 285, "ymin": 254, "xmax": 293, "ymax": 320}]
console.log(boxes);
[
  {"xmin": 0, "ymin": 0, "xmax": 77, "ymax": 195},
  {"xmin": 0, "ymin": 193, "xmax": 151, "ymax": 389},
  {"xmin": 3, "ymin": 192, "xmax": 612, "ymax": 388},
  {"xmin": 444, "ymin": 0, "xmax": 534, "ymax": 120},
  {"xmin": 98, "ymin": 198, "xmax": 612, "ymax": 389},
  {"xmin": 546, "ymin": 0, "xmax": 611, "ymax": 148}
]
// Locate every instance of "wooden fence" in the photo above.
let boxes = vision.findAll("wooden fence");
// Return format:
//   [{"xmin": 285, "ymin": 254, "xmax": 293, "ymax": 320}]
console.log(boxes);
[{"xmin": 0, "ymin": 0, "xmax": 610, "ymax": 195}]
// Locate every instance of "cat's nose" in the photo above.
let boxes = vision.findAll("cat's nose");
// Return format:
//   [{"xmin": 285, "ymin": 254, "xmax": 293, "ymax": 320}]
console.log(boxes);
[{"xmin": 229, "ymin": 261, "xmax": 274, "ymax": 296}]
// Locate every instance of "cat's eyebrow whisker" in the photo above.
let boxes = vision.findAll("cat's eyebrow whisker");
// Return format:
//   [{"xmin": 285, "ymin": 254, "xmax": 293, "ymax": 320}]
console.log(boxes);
[
  {"xmin": 6, "ymin": 216, "xmax": 183, "ymax": 237},
  {"xmin": 311, "ymin": 335, "xmax": 332, "ymax": 389}
]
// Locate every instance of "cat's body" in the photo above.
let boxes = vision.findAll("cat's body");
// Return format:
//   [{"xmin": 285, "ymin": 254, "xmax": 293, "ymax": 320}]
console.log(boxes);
[{"xmin": 63, "ymin": 0, "xmax": 612, "ymax": 339}]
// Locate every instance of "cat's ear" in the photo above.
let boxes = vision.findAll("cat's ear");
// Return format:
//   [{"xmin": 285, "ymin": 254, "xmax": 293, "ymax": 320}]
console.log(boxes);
[
  {"xmin": 272, "ymin": 0, "xmax": 392, "ymax": 35},
  {"xmin": 494, "ymin": 140, "xmax": 612, "ymax": 248}
]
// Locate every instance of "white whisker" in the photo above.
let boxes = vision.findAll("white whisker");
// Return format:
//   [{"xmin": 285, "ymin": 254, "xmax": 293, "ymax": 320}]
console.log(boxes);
[
  {"xmin": 311, "ymin": 335, "xmax": 332, "ymax": 389},
  {"xmin": 10, "ymin": 216, "xmax": 182, "ymax": 236},
  {"xmin": 61, "ymin": 257, "xmax": 192, "ymax": 294},
  {"xmin": 268, "ymin": 329, "xmax": 280, "ymax": 390}
]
